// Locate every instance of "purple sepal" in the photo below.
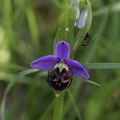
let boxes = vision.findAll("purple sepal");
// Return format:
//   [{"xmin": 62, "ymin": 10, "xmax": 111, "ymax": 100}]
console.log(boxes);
[
  {"xmin": 31, "ymin": 55, "xmax": 61, "ymax": 71},
  {"xmin": 64, "ymin": 59, "xmax": 89, "ymax": 79},
  {"xmin": 56, "ymin": 41, "xmax": 70, "ymax": 59}
]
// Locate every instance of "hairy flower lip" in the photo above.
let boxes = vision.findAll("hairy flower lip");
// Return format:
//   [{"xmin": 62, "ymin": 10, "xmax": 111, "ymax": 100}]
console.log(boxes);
[
  {"xmin": 48, "ymin": 66, "xmax": 73, "ymax": 92},
  {"xmin": 48, "ymin": 78, "xmax": 72, "ymax": 92},
  {"xmin": 31, "ymin": 41, "xmax": 89, "ymax": 92}
]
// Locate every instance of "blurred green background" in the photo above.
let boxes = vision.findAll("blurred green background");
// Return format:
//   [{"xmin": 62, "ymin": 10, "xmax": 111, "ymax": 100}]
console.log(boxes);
[{"xmin": 0, "ymin": 0, "xmax": 120, "ymax": 120}]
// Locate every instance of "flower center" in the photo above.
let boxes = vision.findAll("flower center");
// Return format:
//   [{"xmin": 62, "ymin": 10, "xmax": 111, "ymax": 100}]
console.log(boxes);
[{"xmin": 47, "ymin": 65, "xmax": 73, "ymax": 92}]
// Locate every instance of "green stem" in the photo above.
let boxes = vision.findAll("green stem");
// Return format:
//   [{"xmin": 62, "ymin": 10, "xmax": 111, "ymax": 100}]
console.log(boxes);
[{"xmin": 53, "ymin": 93, "xmax": 64, "ymax": 120}]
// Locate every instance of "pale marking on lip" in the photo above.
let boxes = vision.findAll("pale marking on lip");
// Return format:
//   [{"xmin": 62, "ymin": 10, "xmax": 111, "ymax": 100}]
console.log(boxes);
[{"xmin": 54, "ymin": 63, "xmax": 68, "ymax": 72}]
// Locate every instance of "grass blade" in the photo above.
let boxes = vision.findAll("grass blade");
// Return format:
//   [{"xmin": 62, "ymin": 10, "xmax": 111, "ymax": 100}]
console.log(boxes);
[
  {"xmin": 79, "ymin": 35, "xmax": 98, "ymax": 62},
  {"xmin": 0, "ymin": 69, "xmax": 38, "ymax": 120},
  {"xmin": 93, "ymin": 1, "xmax": 120, "ymax": 17},
  {"xmin": 3, "ymin": 0, "xmax": 14, "ymax": 52},
  {"xmin": 38, "ymin": 101, "xmax": 54, "ymax": 120},
  {"xmin": 53, "ymin": 28, "xmax": 62, "ymax": 55},
  {"xmin": 63, "ymin": 80, "xmax": 82, "ymax": 117},
  {"xmin": 83, "ymin": 63, "xmax": 120, "ymax": 69},
  {"xmin": 26, "ymin": 7, "xmax": 39, "ymax": 46},
  {"xmin": 82, "ymin": 79, "xmax": 101, "ymax": 87},
  {"xmin": 51, "ymin": 0, "xmax": 63, "ymax": 9},
  {"xmin": 84, "ymin": 13, "xmax": 109, "ymax": 63},
  {"xmin": 67, "ymin": 90, "xmax": 83, "ymax": 120},
  {"xmin": 74, "ymin": 77, "xmax": 101, "ymax": 87}
]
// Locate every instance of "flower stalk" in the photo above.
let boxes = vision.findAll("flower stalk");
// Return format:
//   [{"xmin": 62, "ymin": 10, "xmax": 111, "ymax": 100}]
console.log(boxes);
[{"xmin": 53, "ymin": 92, "xmax": 64, "ymax": 120}]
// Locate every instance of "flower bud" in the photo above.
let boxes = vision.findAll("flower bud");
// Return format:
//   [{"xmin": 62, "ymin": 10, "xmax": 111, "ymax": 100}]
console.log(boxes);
[
  {"xmin": 72, "ymin": 0, "xmax": 92, "ymax": 53},
  {"xmin": 76, "ymin": 0, "xmax": 92, "ymax": 30},
  {"xmin": 76, "ymin": 5, "xmax": 88, "ymax": 29},
  {"xmin": 68, "ymin": 0, "xmax": 80, "ymax": 20}
]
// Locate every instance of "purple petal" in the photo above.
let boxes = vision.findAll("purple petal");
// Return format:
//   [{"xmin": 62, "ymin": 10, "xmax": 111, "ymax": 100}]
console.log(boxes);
[
  {"xmin": 31, "ymin": 55, "xmax": 61, "ymax": 71},
  {"xmin": 56, "ymin": 41, "xmax": 70, "ymax": 59},
  {"xmin": 64, "ymin": 59, "xmax": 89, "ymax": 79}
]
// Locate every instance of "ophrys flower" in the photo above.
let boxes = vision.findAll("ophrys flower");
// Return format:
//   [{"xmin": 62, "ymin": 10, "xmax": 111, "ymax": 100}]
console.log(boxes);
[{"xmin": 31, "ymin": 41, "xmax": 89, "ymax": 93}]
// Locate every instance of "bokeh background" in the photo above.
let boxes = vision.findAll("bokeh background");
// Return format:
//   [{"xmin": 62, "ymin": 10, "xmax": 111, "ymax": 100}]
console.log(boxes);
[{"xmin": 0, "ymin": 0, "xmax": 120, "ymax": 120}]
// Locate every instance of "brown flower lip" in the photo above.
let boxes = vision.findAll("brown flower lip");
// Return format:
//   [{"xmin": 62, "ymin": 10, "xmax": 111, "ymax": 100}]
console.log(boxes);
[{"xmin": 47, "ymin": 67, "xmax": 73, "ymax": 93}]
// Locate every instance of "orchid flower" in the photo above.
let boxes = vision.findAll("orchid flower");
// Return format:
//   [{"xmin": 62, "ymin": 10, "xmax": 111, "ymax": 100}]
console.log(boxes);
[{"xmin": 31, "ymin": 41, "xmax": 89, "ymax": 93}]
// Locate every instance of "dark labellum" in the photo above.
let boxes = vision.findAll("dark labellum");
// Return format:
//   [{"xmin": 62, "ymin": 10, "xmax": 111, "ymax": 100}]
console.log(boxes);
[
  {"xmin": 48, "ymin": 67, "xmax": 73, "ymax": 93},
  {"xmin": 82, "ymin": 32, "xmax": 90, "ymax": 46}
]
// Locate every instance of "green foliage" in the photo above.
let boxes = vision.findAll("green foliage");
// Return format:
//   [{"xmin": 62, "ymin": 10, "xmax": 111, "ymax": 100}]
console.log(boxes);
[
  {"xmin": 0, "ymin": 0, "xmax": 120, "ymax": 120},
  {"xmin": 0, "ymin": 69, "xmax": 39, "ymax": 120}
]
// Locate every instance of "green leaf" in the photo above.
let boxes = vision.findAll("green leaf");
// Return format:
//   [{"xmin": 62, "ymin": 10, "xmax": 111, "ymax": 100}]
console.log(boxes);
[
  {"xmin": 63, "ymin": 80, "xmax": 82, "ymax": 117},
  {"xmin": 53, "ymin": 28, "xmax": 62, "ymax": 55},
  {"xmin": 51, "ymin": 0, "xmax": 63, "ymax": 9},
  {"xmin": 67, "ymin": 90, "xmax": 83, "ymax": 120},
  {"xmin": 82, "ymin": 79, "xmax": 101, "ymax": 87},
  {"xmin": 0, "ymin": 69, "xmax": 38, "ymax": 120},
  {"xmin": 75, "ymin": 77, "xmax": 101, "ymax": 87},
  {"xmin": 79, "ymin": 35, "xmax": 98, "ymax": 63},
  {"xmin": 25, "ymin": 7, "xmax": 39, "ymax": 46},
  {"xmin": 38, "ymin": 101, "xmax": 54, "ymax": 120},
  {"xmin": 83, "ymin": 63, "xmax": 120, "ymax": 69},
  {"xmin": 3, "ymin": 0, "xmax": 14, "ymax": 51},
  {"xmin": 93, "ymin": 1, "xmax": 120, "ymax": 17},
  {"xmin": 0, "ymin": 63, "xmax": 27, "ymax": 71},
  {"xmin": 85, "ymin": 79, "xmax": 120, "ymax": 120},
  {"xmin": 74, "ymin": 77, "xmax": 101, "ymax": 87},
  {"xmin": 68, "ymin": 0, "xmax": 80, "ymax": 20},
  {"xmin": 83, "ymin": 11, "xmax": 109, "ymax": 63}
]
